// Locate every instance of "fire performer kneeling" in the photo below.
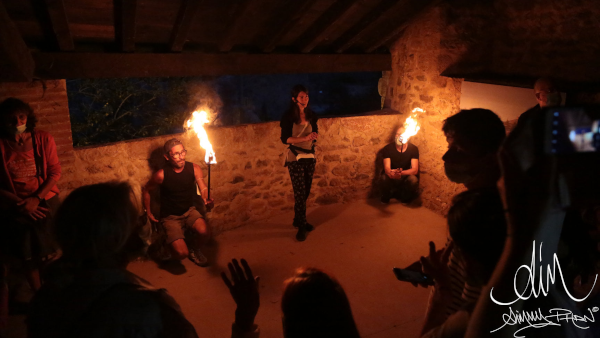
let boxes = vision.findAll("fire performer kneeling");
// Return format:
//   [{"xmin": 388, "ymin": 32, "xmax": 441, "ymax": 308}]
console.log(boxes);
[
  {"xmin": 381, "ymin": 126, "xmax": 420, "ymax": 204},
  {"xmin": 143, "ymin": 138, "xmax": 214, "ymax": 267}
]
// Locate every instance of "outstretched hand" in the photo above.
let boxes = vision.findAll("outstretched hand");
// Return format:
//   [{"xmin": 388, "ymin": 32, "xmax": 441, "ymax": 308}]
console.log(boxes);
[{"xmin": 221, "ymin": 258, "xmax": 260, "ymax": 331}]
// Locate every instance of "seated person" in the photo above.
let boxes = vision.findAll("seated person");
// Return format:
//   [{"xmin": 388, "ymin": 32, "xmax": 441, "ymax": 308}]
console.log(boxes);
[
  {"xmin": 27, "ymin": 182, "xmax": 198, "ymax": 338},
  {"xmin": 381, "ymin": 126, "xmax": 419, "ymax": 203},
  {"xmin": 143, "ymin": 138, "xmax": 214, "ymax": 267}
]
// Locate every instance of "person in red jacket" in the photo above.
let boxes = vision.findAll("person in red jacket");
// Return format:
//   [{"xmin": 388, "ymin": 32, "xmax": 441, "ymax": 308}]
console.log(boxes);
[{"xmin": 0, "ymin": 98, "xmax": 61, "ymax": 327}]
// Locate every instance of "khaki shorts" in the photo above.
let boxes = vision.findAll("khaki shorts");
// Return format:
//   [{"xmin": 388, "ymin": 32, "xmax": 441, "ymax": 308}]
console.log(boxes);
[{"xmin": 161, "ymin": 207, "xmax": 204, "ymax": 244}]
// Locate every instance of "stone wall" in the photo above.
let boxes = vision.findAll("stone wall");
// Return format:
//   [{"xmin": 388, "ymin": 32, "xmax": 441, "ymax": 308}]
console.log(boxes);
[{"xmin": 61, "ymin": 113, "xmax": 404, "ymax": 233}]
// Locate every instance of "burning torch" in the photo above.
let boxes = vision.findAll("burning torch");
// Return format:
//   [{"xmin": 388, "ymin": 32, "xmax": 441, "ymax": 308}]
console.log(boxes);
[
  {"xmin": 186, "ymin": 110, "xmax": 217, "ymax": 200},
  {"xmin": 398, "ymin": 108, "xmax": 423, "ymax": 153}
]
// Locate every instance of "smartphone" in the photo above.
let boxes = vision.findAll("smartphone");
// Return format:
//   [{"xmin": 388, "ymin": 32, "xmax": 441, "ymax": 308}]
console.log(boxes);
[
  {"xmin": 393, "ymin": 267, "xmax": 435, "ymax": 286},
  {"xmin": 543, "ymin": 106, "xmax": 600, "ymax": 206},
  {"xmin": 545, "ymin": 106, "xmax": 600, "ymax": 154}
]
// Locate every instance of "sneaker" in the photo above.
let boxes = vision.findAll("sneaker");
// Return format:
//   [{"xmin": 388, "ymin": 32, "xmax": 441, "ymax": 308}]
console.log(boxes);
[
  {"xmin": 189, "ymin": 249, "xmax": 209, "ymax": 267},
  {"xmin": 296, "ymin": 227, "xmax": 307, "ymax": 242},
  {"xmin": 305, "ymin": 223, "xmax": 314, "ymax": 232}
]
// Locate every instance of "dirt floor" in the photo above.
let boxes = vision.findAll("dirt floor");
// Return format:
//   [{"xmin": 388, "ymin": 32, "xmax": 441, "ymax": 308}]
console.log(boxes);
[{"xmin": 3, "ymin": 199, "xmax": 447, "ymax": 338}]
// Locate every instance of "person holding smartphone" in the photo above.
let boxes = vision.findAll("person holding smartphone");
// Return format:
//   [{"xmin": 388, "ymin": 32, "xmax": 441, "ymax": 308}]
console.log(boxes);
[{"xmin": 280, "ymin": 85, "xmax": 318, "ymax": 242}]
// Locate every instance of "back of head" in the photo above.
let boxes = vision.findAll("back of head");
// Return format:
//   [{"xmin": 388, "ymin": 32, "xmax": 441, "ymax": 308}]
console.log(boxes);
[
  {"xmin": 442, "ymin": 109, "xmax": 505, "ymax": 156},
  {"xmin": 54, "ymin": 182, "xmax": 141, "ymax": 266},
  {"xmin": 447, "ymin": 188, "xmax": 506, "ymax": 279},
  {"xmin": 281, "ymin": 268, "xmax": 360, "ymax": 338}
]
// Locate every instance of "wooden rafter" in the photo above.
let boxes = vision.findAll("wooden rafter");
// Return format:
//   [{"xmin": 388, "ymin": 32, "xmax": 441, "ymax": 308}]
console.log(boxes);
[
  {"xmin": 365, "ymin": 23, "xmax": 407, "ymax": 53},
  {"xmin": 218, "ymin": 0, "xmax": 254, "ymax": 52},
  {"xmin": 295, "ymin": 0, "xmax": 360, "ymax": 54},
  {"xmin": 260, "ymin": 0, "xmax": 318, "ymax": 53},
  {"xmin": 364, "ymin": 0, "xmax": 437, "ymax": 53},
  {"xmin": 43, "ymin": 0, "xmax": 75, "ymax": 51},
  {"xmin": 114, "ymin": 0, "xmax": 137, "ymax": 52},
  {"xmin": 332, "ymin": 0, "xmax": 398, "ymax": 53},
  {"xmin": 0, "ymin": 1, "xmax": 34, "ymax": 81},
  {"xmin": 33, "ymin": 52, "xmax": 391, "ymax": 79},
  {"xmin": 169, "ymin": 0, "xmax": 202, "ymax": 52}
]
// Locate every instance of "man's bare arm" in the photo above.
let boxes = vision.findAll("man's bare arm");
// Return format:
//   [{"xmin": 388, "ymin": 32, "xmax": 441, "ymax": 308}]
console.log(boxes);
[
  {"xmin": 193, "ymin": 163, "xmax": 213, "ymax": 201},
  {"xmin": 142, "ymin": 169, "xmax": 163, "ymax": 222},
  {"xmin": 401, "ymin": 159, "xmax": 419, "ymax": 176}
]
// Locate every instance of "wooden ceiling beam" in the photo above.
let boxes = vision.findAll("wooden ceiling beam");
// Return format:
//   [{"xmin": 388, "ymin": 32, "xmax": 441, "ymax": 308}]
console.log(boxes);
[
  {"xmin": 169, "ymin": 0, "xmax": 202, "ymax": 52},
  {"xmin": 114, "ymin": 0, "xmax": 137, "ymax": 52},
  {"xmin": 33, "ymin": 52, "xmax": 391, "ymax": 78},
  {"xmin": 295, "ymin": 0, "xmax": 361, "ymax": 54},
  {"xmin": 43, "ymin": 0, "xmax": 75, "ymax": 51},
  {"xmin": 0, "ymin": 1, "xmax": 35, "ymax": 81},
  {"xmin": 364, "ymin": 0, "xmax": 438, "ymax": 53},
  {"xmin": 260, "ymin": 0, "xmax": 318, "ymax": 53},
  {"xmin": 218, "ymin": 0, "xmax": 254, "ymax": 52},
  {"xmin": 332, "ymin": 0, "xmax": 398, "ymax": 53}
]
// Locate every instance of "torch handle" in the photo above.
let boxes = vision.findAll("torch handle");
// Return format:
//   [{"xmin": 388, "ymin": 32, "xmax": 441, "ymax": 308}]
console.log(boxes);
[{"xmin": 207, "ymin": 162, "xmax": 211, "ymax": 200}]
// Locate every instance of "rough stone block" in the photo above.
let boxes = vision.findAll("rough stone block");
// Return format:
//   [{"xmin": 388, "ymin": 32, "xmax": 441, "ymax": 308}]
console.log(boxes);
[
  {"xmin": 343, "ymin": 155, "xmax": 357, "ymax": 162},
  {"xmin": 352, "ymin": 136, "xmax": 366, "ymax": 147},
  {"xmin": 231, "ymin": 175, "xmax": 244, "ymax": 184},
  {"xmin": 331, "ymin": 164, "xmax": 350, "ymax": 177},
  {"xmin": 323, "ymin": 154, "xmax": 341, "ymax": 162}
]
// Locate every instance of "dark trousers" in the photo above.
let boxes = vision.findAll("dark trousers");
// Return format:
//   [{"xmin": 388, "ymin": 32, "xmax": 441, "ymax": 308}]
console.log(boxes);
[
  {"xmin": 381, "ymin": 174, "xmax": 419, "ymax": 202},
  {"xmin": 287, "ymin": 160, "xmax": 316, "ymax": 226}
]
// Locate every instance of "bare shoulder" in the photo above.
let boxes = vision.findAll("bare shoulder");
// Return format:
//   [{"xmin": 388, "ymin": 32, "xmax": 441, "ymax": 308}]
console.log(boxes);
[
  {"xmin": 193, "ymin": 163, "xmax": 204, "ymax": 176},
  {"xmin": 152, "ymin": 169, "xmax": 165, "ymax": 183}
]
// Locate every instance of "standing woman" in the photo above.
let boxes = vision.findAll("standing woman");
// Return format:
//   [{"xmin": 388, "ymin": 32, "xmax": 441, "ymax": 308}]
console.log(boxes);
[
  {"xmin": 0, "ymin": 98, "xmax": 61, "ymax": 309},
  {"xmin": 280, "ymin": 85, "xmax": 318, "ymax": 241}
]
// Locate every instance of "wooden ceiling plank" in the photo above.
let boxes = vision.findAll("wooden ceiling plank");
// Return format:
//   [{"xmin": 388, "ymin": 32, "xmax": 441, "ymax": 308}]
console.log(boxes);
[
  {"xmin": 332, "ymin": 0, "xmax": 398, "ymax": 53},
  {"xmin": 43, "ymin": 0, "xmax": 75, "ymax": 51},
  {"xmin": 33, "ymin": 52, "xmax": 391, "ymax": 78},
  {"xmin": 169, "ymin": 0, "xmax": 202, "ymax": 52},
  {"xmin": 0, "ymin": 1, "xmax": 35, "ymax": 81},
  {"xmin": 364, "ymin": 0, "xmax": 437, "ymax": 53},
  {"xmin": 365, "ymin": 22, "xmax": 407, "ymax": 53},
  {"xmin": 115, "ymin": 0, "xmax": 137, "ymax": 52},
  {"xmin": 261, "ymin": 0, "xmax": 318, "ymax": 53},
  {"xmin": 295, "ymin": 0, "xmax": 361, "ymax": 54},
  {"xmin": 218, "ymin": 0, "xmax": 254, "ymax": 52}
]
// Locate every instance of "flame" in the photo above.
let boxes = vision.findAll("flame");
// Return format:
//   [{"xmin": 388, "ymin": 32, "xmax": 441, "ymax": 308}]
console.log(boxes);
[
  {"xmin": 186, "ymin": 110, "xmax": 216, "ymax": 164},
  {"xmin": 399, "ymin": 107, "xmax": 423, "ymax": 144}
]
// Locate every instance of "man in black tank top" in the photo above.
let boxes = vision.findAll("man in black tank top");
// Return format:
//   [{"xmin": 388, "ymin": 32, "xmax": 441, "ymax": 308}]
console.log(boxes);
[
  {"xmin": 143, "ymin": 139, "xmax": 214, "ymax": 267},
  {"xmin": 381, "ymin": 126, "xmax": 420, "ymax": 204}
]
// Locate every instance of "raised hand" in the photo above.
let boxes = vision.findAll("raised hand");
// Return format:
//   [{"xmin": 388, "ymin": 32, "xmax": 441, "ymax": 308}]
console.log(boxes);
[
  {"xmin": 420, "ymin": 241, "xmax": 453, "ymax": 290},
  {"xmin": 221, "ymin": 258, "xmax": 260, "ymax": 331}
]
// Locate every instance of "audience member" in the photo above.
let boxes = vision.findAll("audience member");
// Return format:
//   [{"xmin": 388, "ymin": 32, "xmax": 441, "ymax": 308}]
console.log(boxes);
[
  {"xmin": 517, "ymin": 77, "xmax": 561, "ymax": 127},
  {"xmin": 27, "ymin": 182, "xmax": 198, "ymax": 338},
  {"xmin": 0, "ymin": 98, "xmax": 61, "ymax": 328},
  {"xmin": 418, "ymin": 188, "xmax": 506, "ymax": 338},
  {"xmin": 143, "ymin": 138, "xmax": 214, "ymax": 267},
  {"xmin": 464, "ymin": 107, "xmax": 594, "ymax": 338},
  {"xmin": 441, "ymin": 108, "xmax": 506, "ymax": 190},
  {"xmin": 280, "ymin": 85, "xmax": 319, "ymax": 242},
  {"xmin": 380, "ymin": 126, "xmax": 419, "ymax": 204},
  {"xmin": 222, "ymin": 259, "xmax": 361, "ymax": 338}
]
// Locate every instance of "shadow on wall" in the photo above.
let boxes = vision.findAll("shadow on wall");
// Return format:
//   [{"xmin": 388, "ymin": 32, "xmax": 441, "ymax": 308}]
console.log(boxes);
[{"xmin": 367, "ymin": 123, "xmax": 402, "ymax": 199}]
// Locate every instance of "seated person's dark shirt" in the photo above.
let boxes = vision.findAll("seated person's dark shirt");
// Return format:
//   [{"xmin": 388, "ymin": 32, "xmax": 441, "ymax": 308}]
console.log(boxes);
[{"xmin": 382, "ymin": 142, "xmax": 419, "ymax": 172}]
